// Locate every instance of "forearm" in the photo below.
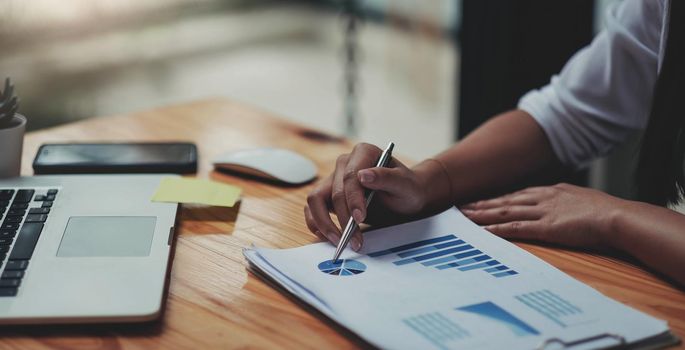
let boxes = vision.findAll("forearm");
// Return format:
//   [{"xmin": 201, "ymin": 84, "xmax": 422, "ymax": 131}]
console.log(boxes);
[
  {"xmin": 414, "ymin": 109, "xmax": 562, "ymax": 209},
  {"xmin": 607, "ymin": 200, "xmax": 685, "ymax": 286}
]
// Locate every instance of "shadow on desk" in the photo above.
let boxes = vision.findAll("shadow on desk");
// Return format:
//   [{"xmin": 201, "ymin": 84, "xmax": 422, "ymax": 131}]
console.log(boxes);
[
  {"xmin": 0, "ymin": 319, "xmax": 165, "ymax": 340},
  {"xmin": 181, "ymin": 202, "xmax": 241, "ymax": 223},
  {"xmin": 179, "ymin": 202, "xmax": 241, "ymax": 236},
  {"xmin": 211, "ymin": 169, "xmax": 317, "ymax": 189}
]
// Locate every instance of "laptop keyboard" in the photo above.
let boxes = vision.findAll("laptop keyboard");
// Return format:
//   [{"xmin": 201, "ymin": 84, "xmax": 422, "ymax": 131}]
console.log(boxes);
[{"xmin": 0, "ymin": 188, "xmax": 58, "ymax": 297}]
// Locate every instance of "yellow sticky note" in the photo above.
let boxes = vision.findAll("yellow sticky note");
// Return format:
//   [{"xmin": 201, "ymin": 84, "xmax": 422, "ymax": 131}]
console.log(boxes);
[{"xmin": 152, "ymin": 177, "xmax": 241, "ymax": 207}]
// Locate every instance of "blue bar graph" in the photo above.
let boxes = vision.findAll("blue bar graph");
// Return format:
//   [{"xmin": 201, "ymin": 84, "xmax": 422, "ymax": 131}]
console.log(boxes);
[
  {"xmin": 436, "ymin": 257, "xmax": 485, "ymax": 270},
  {"xmin": 394, "ymin": 245, "xmax": 476, "ymax": 266},
  {"xmin": 438, "ymin": 259, "xmax": 500, "ymax": 271},
  {"xmin": 515, "ymin": 290, "xmax": 586, "ymax": 327},
  {"xmin": 403, "ymin": 312, "xmax": 471, "ymax": 350},
  {"xmin": 368, "ymin": 234, "xmax": 518, "ymax": 278},
  {"xmin": 397, "ymin": 239, "xmax": 466, "ymax": 258},
  {"xmin": 424, "ymin": 253, "xmax": 489, "ymax": 267},
  {"xmin": 369, "ymin": 235, "xmax": 457, "ymax": 257},
  {"xmin": 458, "ymin": 260, "xmax": 501, "ymax": 271},
  {"xmin": 493, "ymin": 271, "xmax": 518, "ymax": 278},
  {"xmin": 484, "ymin": 265, "xmax": 508, "ymax": 273}
]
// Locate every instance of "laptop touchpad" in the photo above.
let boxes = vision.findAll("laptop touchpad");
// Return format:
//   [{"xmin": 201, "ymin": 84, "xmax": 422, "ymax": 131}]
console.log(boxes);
[{"xmin": 58, "ymin": 217, "xmax": 156, "ymax": 257}]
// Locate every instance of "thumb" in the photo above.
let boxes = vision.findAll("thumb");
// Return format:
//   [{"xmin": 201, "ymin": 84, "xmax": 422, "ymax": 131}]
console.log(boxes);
[{"xmin": 357, "ymin": 168, "xmax": 407, "ymax": 195}]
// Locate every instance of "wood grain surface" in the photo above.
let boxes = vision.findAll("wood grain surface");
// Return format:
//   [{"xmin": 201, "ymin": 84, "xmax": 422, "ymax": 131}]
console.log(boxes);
[{"xmin": 1, "ymin": 98, "xmax": 683, "ymax": 349}]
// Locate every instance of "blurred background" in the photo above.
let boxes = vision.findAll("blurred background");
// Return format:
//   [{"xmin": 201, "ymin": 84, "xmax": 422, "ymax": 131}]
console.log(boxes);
[{"xmin": 0, "ymin": 0, "xmax": 634, "ymax": 198}]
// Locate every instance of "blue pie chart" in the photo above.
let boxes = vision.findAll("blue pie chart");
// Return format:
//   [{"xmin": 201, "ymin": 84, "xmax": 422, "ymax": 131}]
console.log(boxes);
[{"xmin": 318, "ymin": 259, "xmax": 367, "ymax": 276}]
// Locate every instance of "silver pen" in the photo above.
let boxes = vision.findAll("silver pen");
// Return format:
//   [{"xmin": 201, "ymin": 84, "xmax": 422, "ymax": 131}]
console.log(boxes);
[{"xmin": 332, "ymin": 141, "xmax": 395, "ymax": 262}]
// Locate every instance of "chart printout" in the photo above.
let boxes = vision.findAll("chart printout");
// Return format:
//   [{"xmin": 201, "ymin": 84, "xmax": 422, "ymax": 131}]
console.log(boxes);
[{"xmin": 244, "ymin": 209, "xmax": 671, "ymax": 350}]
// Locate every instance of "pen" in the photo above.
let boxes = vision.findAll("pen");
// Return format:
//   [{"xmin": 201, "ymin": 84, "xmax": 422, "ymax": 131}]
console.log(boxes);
[{"xmin": 332, "ymin": 141, "xmax": 395, "ymax": 263}]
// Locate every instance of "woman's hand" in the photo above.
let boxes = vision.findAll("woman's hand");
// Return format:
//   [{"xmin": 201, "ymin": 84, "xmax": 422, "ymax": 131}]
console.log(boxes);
[
  {"xmin": 461, "ymin": 183, "xmax": 624, "ymax": 249},
  {"xmin": 304, "ymin": 143, "xmax": 432, "ymax": 251}
]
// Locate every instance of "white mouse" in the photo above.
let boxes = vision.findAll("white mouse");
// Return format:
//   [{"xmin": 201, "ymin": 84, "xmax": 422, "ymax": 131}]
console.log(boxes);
[{"xmin": 212, "ymin": 148, "xmax": 318, "ymax": 185}]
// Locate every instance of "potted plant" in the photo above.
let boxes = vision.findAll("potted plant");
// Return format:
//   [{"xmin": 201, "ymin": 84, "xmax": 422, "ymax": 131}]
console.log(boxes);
[{"xmin": 0, "ymin": 78, "xmax": 26, "ymax": 178}]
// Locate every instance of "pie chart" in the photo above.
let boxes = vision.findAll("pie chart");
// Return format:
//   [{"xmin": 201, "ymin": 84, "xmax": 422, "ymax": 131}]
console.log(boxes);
[{"xmin": 318, "ymin": 259, "xmax": 366, "ymax": 276}]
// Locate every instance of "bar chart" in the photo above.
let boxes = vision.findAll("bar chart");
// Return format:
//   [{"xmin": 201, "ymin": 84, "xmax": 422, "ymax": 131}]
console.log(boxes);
[
  {"xmin": 368, "ymin": 234, "xmax": 518, "ymax": 278},
  {"xmin": 515, "ymin": 290, "xmax": 590, "ymax": 328},
  {"xmin": 403, "ymin": 312, "xmax": 471, "ymax": 350}
]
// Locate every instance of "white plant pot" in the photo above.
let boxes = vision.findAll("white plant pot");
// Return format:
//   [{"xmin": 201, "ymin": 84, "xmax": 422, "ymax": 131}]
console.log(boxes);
[{"xmin": 0, "ymin": 114, "xmax": 26, "ymax": 178}]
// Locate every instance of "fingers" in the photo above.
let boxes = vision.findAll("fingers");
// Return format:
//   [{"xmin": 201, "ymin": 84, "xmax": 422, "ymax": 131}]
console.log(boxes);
[
  {"xmin": 462, "ymin": 205, "xmax": 542, "ymax": 226},
  {"xmin": 357, "ymin": 165, "xmax": 409, "ymax": 194},
  {"xmin": 484, "ymin": 221, "xmax": 540, "ymax": 240},
  {"xmin": 460, "ymin": 190, "xmax": 544, "ymax": 241},
  {"xmin": 306, "ymin": 204, "xmax": 363, "ymax": 251},
  {"xmin": 304, "ymin": 206, "xmax": 327, "ymax": 241},
  {"xmin": 306, "ymin": 175, "xmax": 341, "ymax": 244},
  {"xmin": 358, "ymin": 165, "xmax": 426, "ymax": 214},
  {"xmin": 350, "ymin": 232, "xmax": 363, "ymax": 251},
  {"xmin": 306, "ymin": 143, "xmax": 397, "ymax": 252},
  {"xmin": 332, "ymin": 154, "xmax": 352, "ymax": 230},
  {"xmin": 461, "ymin": 192, "xmax": 538, "ymax": 210},
  {"xmin": 343, "ymin": 143, "xmax": 383, "ymax": 223}
]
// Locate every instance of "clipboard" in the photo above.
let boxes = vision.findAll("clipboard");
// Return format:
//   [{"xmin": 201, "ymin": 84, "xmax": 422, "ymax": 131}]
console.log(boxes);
[
  {"xmin": 244, "ymin": 208, "xmax": 682, "ymax": 350},
  {"xmin": 248, "ymin": 255, "xmax": 681, "ymax": 350},
  {"xmin": 537, "ymin": 331, "xmax": 680, "ymax": 350}
]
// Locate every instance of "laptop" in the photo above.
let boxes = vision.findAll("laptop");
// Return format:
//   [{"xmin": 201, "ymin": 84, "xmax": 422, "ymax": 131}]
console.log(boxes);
[{"xmin": 0, "ymin": 174, "xmax": 178, "ymax": 324}]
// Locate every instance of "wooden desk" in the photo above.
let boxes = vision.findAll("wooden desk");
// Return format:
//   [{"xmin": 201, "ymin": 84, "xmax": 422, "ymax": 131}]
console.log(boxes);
[{"xmin": 3, "ymin": 98, "xmax": 683, "ymax": 349}]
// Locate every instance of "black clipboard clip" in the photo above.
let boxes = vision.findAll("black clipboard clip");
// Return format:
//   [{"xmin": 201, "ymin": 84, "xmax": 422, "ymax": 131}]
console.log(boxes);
[{"xmin": 537, "ymin": 333, "xmax": 626, "ymax": 350}]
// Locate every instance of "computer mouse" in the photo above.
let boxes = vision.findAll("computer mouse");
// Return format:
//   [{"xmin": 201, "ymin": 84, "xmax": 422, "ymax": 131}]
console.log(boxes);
[{"xmin": 212, "ymin": 148, "xmax": 318, "ymax": 185}]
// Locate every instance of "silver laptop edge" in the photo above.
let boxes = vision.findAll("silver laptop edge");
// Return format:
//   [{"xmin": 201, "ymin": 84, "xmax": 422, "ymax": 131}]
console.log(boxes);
[{"xmin": 0, "ymin": 175, "xmax": 178, "ymax": 324}]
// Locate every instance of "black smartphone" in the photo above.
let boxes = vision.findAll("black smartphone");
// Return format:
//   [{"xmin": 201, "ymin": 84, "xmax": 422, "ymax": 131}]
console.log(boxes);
[{"xmin": 33, "ymin": 142, "xmax": 198, "ymax": 174}]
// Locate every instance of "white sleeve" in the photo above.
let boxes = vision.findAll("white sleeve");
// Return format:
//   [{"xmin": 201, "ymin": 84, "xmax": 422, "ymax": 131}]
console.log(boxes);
[{"xmin": 517, "ymin": 0, "xmax": 665, "ymax": 168}]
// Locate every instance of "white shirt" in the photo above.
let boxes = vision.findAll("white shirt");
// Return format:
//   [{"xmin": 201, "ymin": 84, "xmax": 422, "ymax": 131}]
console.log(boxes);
[{"xmin": 518, "ymin": 0, "xmax": 670, "ymax": 169}]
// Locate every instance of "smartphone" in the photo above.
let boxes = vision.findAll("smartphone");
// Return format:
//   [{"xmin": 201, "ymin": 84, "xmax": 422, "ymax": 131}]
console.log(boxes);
[{"xmin": 33, "ymin": 142, "xmax": 197, "ymax": 174}]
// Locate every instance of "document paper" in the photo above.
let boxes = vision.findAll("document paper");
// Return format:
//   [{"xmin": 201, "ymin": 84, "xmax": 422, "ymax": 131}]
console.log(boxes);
[{"xmin": 244, "ymin": 209, "xmax": 672, "ymax": 350}]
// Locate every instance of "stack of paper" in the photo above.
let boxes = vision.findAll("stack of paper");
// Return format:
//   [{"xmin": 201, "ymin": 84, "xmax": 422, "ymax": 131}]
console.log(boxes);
[{"xmin": 244, "ymin": 209, "xmax": 678, "ymax": 350}]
